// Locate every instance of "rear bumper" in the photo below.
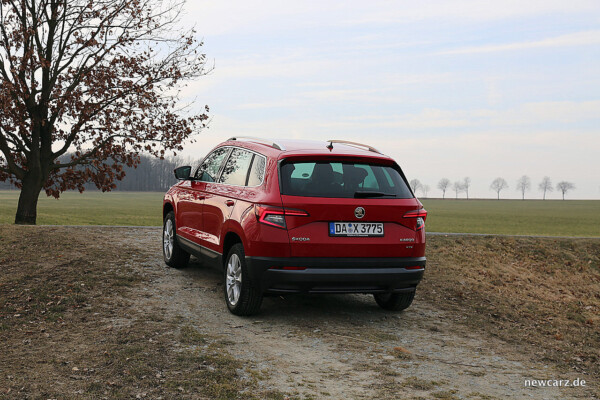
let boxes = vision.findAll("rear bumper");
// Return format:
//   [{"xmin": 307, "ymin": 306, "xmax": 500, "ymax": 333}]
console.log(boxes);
[{"xmin": 245, "ymin": 256, "xmax": 425, "ymax": 294}]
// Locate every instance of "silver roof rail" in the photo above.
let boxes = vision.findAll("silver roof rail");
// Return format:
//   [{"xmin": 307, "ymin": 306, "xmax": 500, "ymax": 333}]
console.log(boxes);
[
  {"xmin": 327, "ymin": 140, "xmax": 382, "ymax": 154},
  {"xmin": 228, "ymin": 136, "xmax": 285, "ymax": 151}
]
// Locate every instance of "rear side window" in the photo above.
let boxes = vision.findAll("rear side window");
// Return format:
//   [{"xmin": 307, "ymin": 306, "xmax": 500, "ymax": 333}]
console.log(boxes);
[
  {"xmin": 280, "ymin": 161, "xmax": 413, "ymax": 198},
  {"xmin": 247, "ymin": 155, "xmax": 266, "ymax": 186},
  {"xmin": 220, "ymin": 149, "xmax": 254, "ymax": 186}
]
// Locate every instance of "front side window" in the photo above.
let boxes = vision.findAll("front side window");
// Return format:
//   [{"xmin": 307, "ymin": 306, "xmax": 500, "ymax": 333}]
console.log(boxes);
[
  {"xmin": 220, "ymin": 149, "xmax": 254, "ymax": 186},
  {"xmin": 195, "ymin": 147, "xmax": 230, "ymax": 182},
  {"xmin": 280, "ymin": 161, "xmax": 413, "ymax": 198}
]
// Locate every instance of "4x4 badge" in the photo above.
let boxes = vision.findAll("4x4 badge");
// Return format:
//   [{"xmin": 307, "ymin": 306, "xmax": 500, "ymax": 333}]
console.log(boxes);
[{"xmin": 354, "ymin": 207, "xmax": 365, "ymax": 219}]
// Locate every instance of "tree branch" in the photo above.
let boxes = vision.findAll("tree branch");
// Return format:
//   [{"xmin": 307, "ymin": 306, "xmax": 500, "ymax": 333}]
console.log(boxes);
[
  {"xmin": 52, "ymin": 133, "xmax": 129, "ymax": 170},
  {"xmin": 0, "ymin": 130, "xmax": 25, "ymax": 179}
]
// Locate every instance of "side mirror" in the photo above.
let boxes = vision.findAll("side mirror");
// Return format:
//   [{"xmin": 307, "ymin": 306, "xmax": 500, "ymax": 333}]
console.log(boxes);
[{"xmin": 174, "ymin": 166, "xmax": 192, "ymax": 180}]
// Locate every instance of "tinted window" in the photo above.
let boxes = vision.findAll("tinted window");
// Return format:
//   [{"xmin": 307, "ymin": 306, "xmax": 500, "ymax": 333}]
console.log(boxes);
[
  {"xmin": 220, "ymin": 149, "xmax": 254, "ymax": 186},
  {"xmin": 247, "ymin": 155, "xmax": 266, "ymax": 186},
  {"xmin": 280, "ymin": 161, "xmax": 413, "ymax": 198},
  {"xmin": 195, "ymin": 147, "xmax": 230, "ymax": 182}
]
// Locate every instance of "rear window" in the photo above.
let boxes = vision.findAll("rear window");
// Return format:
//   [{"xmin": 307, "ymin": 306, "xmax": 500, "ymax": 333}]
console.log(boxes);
[{"xmin": 280, "ymin": 161, "xmax": 413, "ymax": 198}]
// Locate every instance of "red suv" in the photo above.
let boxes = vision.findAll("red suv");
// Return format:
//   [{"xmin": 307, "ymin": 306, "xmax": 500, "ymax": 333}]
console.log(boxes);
[{"xmin": 162, "ymin": 137, "xmax": 427, "ymax": 315}]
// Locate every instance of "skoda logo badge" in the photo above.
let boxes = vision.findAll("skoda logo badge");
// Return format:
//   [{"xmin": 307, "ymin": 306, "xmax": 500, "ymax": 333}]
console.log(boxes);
[{"xmin": 354, "ymin": 207, "xmax": 365, "ymax": 219}]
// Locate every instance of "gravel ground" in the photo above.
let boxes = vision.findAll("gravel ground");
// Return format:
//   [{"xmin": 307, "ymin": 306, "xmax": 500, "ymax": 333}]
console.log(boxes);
[{"xmin": 119, "ymin": 227, "xmax": 592, "ymax": 399}]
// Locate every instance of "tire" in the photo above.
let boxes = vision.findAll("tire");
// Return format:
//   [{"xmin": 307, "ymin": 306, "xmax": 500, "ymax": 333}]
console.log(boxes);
[
  {"xmin": 374, "ymin": 290, "xmax": 415, "ymax": 311},
  {"xmin": 162, "ymin": 211, "xmax": 190, "ymax": 268},
  {"xmin": 224, "ymin": 243, "xmax": 263, "ymax": 316}
]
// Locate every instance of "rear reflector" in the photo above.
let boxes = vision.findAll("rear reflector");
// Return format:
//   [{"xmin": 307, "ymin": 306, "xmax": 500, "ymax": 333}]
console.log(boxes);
[{"xmin": 405, "ymin": 266, "xmax": 424, "ymax": 270}]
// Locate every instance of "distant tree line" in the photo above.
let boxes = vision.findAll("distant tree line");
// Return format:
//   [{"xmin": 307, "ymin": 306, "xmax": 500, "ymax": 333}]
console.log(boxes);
[
  {"xmin": 410, "ymin": 176, "xmax": 577, "ymax": 200},
  {"xmin": 1, "ymin": 163, "xmax": 578, "ymax": 200},
  {"xmin": 0, "ymin": 154, "xmax": 197, "ymax": 192}
]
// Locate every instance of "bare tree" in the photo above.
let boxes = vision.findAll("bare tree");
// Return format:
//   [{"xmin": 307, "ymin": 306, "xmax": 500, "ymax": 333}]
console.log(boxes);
[
  {"xmin": 422, "ymin": 184, "xmax": 430, "ymax": 198},
  {"xmin": 409, "ymin": 178, "xmax": 422, "ymax": 195},
  {"xmin": 0, "ymin": 0, "xmax": 209, "ymax": 224},
  {"xmin": 452, "ymin": 181, "xmax": 464, "ymax": 199},
  {"xmin": 437, "ymin": 178, "xmax": 450, "ymax": 199},
  {"xmin": 538, "ymin": 176, "xmax": 553, "ymax": 200},
  {"xmin": 556, "ymin": 181, "xmax": 575, "ymax": 200},
  {"xmin": 490, "ymin": 178, "xmax": 508, "ymax": 200},
  {"xmin": 463, "ymin": 177, "xmax": 471, "ymax": 199},
  {"xmin": 516, "ymin": 175, "xmax": 531, "ymax": 200}
]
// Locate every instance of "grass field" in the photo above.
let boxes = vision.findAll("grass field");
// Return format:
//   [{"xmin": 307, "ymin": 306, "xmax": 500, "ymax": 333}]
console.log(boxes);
[
  {"xmin": 1, "ymin": 190, "xmax": 599, "ymax": 237},
  {"xmin": 421, "ymin": 199, "xmax": 600, "ymax": 237},
  {"xmin": 0, "ymin": 190, "xmax": 163, "ymax": 226}
]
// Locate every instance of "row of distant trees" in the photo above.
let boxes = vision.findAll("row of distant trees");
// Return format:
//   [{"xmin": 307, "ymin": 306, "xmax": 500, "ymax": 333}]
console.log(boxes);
[
  {"xmin": 410, "ymin": 176, "xmax": 576, "ymax": 200},
  {"xmin": 0, "ymin": 155, "xmax": 195, "ymax": 192}
]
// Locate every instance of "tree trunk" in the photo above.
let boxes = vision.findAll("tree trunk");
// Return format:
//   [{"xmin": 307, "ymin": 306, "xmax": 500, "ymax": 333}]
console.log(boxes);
[{"xmin": 15, "ymin": 174, "xmax": 44, "ymax": 225}]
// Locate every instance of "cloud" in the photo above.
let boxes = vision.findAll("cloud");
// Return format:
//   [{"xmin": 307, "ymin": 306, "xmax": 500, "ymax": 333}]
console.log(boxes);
[
  {"xmin": 342, "ymin": 0, "xmax": 599, "ymax": 26},
  {"xmin": 439, "ymin": 30, "xmax": 600, "ymax": 55},
  {"xmin": 313, "ymin": 101, "xmax": 600, "ymax": 131},
  {"xmin": 211, "ymin": 55, "xmax": 338, "ymax": 80},
  {"xmin": 235, "ymin": 99, "xmax": 304, "ymax": 110},
  {"xmin": 495, "ymin": 101, "xmax": 600, "ymax": 124},
  {"xmin": 183, "ymin": 1, "xmax": 600, "ymax": 36},
  {"xmin": 181, "ymin": 1, "xmax": 346, "ymax": 36},
  {"xmin": 317, "ymin": 109, "xmax": 472, "ymax": 130}
]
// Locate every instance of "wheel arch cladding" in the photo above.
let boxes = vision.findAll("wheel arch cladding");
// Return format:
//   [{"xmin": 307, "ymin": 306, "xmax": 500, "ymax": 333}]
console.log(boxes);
[
  {"xmin": 163, "ymin": 202, "xmax": 174, "ymax": 220},
  {"xmin": 222, "ymin": 231, "xmax": 243, "ymax": 266}
]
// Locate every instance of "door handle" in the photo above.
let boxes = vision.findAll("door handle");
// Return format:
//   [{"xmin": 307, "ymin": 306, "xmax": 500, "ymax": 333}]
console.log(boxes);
[{"xmin": 225, "ymin": 200, "xmax": 235, "ymax": 207}]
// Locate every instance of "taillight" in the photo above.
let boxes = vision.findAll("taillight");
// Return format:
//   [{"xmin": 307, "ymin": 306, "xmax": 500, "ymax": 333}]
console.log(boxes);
[
  {"xmin": 403, "ymin": 208, "xmax": 427, "ymax": 231},
  {"xmin": 255, "ymin": 205, "xmax": 309, "ymax": 229},
  {"xmin": 257, "ymin": 207, "xmax": 286, "ymax": 228}
]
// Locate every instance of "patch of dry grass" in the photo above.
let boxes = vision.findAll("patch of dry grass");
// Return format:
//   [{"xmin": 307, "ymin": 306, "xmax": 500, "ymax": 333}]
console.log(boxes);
[
  {"xmin": 0, "ymin": 225, "xmax": 283, "ymax": 399},
  {"xmin": 421, "ymin": 235, "xmax": 600, "ymax": 381}
]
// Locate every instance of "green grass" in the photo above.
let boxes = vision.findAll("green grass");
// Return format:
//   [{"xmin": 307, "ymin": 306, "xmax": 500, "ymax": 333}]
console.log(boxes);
[
  {"xmin": 0, "ymin": 190, "xmax": 163, "ymax": 226},
  {"xmin": 1, "ymin": 190, "xmax": 599, "ymax": 236},
  {"xmin": 421, "ymin": 199, "xmax": 600, "ymax": 237}
]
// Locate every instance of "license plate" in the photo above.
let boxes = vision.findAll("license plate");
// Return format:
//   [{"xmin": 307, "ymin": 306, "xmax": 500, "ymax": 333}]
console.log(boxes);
[{"xmin": 329, "ymin": 222, "xmax": 384, "ymax": 237}]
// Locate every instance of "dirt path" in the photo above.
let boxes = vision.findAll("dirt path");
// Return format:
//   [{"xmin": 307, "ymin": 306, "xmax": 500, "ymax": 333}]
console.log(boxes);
[{"xmin": 104, "ymin": 227, "xmax": 589, "ymax": 400}]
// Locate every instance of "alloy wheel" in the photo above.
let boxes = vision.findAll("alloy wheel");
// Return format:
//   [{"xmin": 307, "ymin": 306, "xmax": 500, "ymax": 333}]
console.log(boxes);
[
  {"xmin": 226, "ymin": 253, "xmax": 242, "ymax": 306},
  {"xmin": 163, "ymin": 219, "xmax": 174, "ymax": 260}
]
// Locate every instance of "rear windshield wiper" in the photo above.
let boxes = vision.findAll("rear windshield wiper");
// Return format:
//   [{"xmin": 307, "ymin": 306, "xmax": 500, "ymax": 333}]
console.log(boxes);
[{"xmin": 354, "ymin": 191, "xmax": 397, "ymax": 198}]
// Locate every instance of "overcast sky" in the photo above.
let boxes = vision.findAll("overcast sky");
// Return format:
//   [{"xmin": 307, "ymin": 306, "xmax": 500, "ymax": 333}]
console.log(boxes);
[{"xmin": 177, "ymin": 0, "xmax": 600, "ymax": 199}]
